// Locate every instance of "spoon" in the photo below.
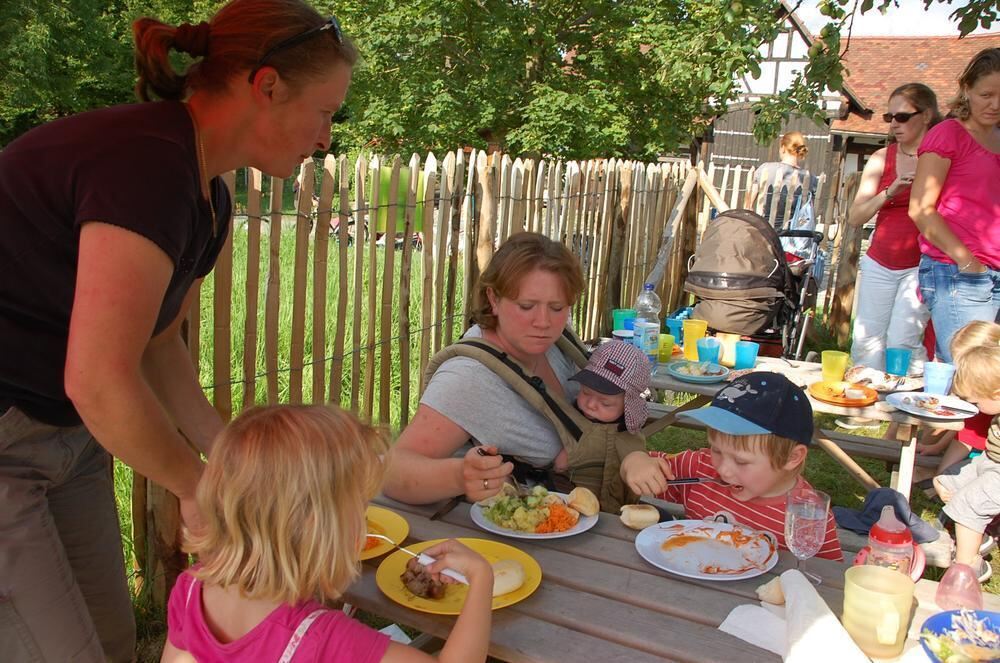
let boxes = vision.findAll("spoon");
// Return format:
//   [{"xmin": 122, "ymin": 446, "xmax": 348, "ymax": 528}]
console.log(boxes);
[{"xmin": 366, "ymin": 534, "xmax": 469, "ymax": 585}]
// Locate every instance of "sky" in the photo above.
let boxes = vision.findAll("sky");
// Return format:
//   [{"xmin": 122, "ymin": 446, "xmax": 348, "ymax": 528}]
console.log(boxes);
[{"xmin": 797, "ymin": 0, "xmax": 994, "ymax": 37}]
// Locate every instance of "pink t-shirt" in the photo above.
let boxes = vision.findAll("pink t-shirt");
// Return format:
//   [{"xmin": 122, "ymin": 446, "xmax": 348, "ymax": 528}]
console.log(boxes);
[
  {"xmin": 167, "ymin": 571, "xmax": 390, "ymax": 663},
  {"xmin": 917, "ymin": 119, "xmax": 1000, "ymax": 268}
]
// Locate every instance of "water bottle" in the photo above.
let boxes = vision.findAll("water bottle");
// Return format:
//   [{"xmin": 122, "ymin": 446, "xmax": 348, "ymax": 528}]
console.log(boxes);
[
  {"xmin": 865, "ymin": 506, "xmax": 914, "ymax": 576},
  {"xmin": 634, "ymin": 283, "xmax": 661, "ymax": 324},
  {"xmin": 633, "ymin": 283, "xmax": 662, "ymax": 363}
]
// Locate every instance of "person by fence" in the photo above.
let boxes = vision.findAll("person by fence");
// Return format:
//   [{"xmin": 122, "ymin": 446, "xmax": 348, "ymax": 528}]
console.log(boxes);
[{"xmin": 0, "ymin": 1, "xmax": 356, "ymax": 660}]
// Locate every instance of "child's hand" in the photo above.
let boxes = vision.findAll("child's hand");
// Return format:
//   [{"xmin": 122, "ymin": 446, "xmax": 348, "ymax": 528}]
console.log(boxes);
[
  {"xmin": 553, "ymin": 448, "xmax": 569, "ymax": 473},
  {"xmin": 621, "ymin": 451, "xmax": 673, "ymax": 496},
  {"xmin": 932, "ymin": 476, "xmax": 954, "ymax": 503},
  {"xmin": 421, "ymin": 539, "xmax": 493, "ymax": 587}
]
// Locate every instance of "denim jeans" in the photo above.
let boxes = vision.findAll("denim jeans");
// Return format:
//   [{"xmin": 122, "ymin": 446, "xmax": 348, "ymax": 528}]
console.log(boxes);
[
  {"xmin": 0, "ymin": 406, "xmax": 135, "ymax": 662},
  {"xmin": 918, "ymin": 255, "xmax": 1000, "ymax": 363}
]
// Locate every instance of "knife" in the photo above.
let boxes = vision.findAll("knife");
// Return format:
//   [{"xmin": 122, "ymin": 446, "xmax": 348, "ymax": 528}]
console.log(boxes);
[{"xmin": 429, "ymin": 496, "xmax": 463, "ymax": 521}]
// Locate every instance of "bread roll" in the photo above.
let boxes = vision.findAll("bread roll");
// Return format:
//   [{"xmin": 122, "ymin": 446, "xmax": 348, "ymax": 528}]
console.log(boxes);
[
  {"xmin": 492, "ymin": 559, "xmax": 526, "ymax": 597},
  {"xmin": 755, "ymin": 576, "xmax": 785, "ymax": 605},
  {"xmin": 619, "ymin": 504, "xmax": 659, "ymax": 530},
  {"xmin": 567, "ymin": 487, "xmax": 599, "ymax": 516}
]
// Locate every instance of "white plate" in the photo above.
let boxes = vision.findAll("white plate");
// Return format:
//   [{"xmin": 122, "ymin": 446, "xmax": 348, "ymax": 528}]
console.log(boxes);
[
  {"xmin": 634, "ymin": 519, "xmax": 778, "ymax": 581},
  {"xmin": 470, "ymin": 492, "xmax": 599, "ymax": 540},
  {"xmin": 885, "ymin": 392, "xmax": 979, "ymax": 420}
]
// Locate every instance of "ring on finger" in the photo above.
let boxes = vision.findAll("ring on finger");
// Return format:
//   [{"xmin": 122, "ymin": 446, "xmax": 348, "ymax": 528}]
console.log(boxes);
[{"xmin": 482, "ymin": 478, "xmax": 489, "ymax": 490}]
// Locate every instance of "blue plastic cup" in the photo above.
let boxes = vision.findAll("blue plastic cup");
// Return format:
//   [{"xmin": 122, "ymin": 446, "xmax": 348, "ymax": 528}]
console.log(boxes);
[
  {"xmin": 885, "ymin": 347, "xmax": 912, "ymax": 377},
  {"xmin": 733, "ymin": 341, "xmax": 760, "ymax": 370},
  {"xmin": 696, "ymin": 337, "xmax": 721, "ymax": 364},
  {"xmin": 622, "ymin": 317, "xmax": 636, "ymax": 331},
  {"xmin": 666, "ymin": 318, "xmax": 684, "ymax": 346},
  {"xmin": 924, "ymin": 361, "xmax": 956, "ymax": 395}
]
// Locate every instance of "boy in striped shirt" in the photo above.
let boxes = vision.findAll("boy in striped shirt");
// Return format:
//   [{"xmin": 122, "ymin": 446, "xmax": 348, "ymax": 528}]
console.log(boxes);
[{"xmin": 620, "ymin": 372, "xmax": 843, "ymax": 561}]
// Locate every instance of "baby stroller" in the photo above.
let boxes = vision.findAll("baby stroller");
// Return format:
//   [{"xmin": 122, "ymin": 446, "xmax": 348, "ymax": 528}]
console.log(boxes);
[{"xmin": 682, "ymin": 209, "xmax": 823, "ymax": 360}]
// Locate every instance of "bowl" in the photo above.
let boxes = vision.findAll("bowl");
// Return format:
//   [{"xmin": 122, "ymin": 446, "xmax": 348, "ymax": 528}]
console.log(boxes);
[{"xmin": 919, "ymin": 610, "xmax": 1000, "ymax": 662}]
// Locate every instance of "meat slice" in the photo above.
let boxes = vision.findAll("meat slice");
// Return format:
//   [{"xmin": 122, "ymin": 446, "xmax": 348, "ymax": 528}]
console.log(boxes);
[{"xmin": 400, "ymin": 556, "xmax": 446, "ymax": 599}]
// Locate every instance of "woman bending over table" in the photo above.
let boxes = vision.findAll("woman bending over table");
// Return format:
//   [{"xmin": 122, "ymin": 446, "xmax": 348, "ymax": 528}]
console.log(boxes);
[
  {"xmin": 910, "ymin": 47, "xmax": 1000, "ymax": 362},
  {"xmin": 848, "ymin": 83, "xmax": 940, "ymax": 376},
  {"xmin": 383, "ymin": 232, "xmax": 584, "ymax": 505},
  {"xmin": 0, "ymin": 2, "xmax": 355, "ymax": 660}
]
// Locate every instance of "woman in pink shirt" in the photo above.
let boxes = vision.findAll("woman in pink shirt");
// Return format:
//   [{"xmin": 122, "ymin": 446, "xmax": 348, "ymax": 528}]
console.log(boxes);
[
  {"xmin": 847, "ymin": 83, "xmax": 941, "ymax": 376},
  {"xmin": 163, "ymin": 405, "xmax": 495, "ymax": 663},
  {"xmin": 911, "ymin": 48, "xmax": 1000, "ymax": 362}
]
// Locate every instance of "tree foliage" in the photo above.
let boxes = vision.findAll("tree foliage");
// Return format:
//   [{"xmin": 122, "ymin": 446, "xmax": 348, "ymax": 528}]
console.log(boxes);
[{"xmin": 1, "ymin": 0, "xmax": 993, "ymax": 155}]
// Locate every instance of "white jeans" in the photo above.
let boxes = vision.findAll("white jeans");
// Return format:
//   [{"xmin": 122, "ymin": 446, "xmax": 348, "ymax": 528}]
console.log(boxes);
[{"xmin": 850, "ymin": 254, "xmax": 930, "ymax": 375}]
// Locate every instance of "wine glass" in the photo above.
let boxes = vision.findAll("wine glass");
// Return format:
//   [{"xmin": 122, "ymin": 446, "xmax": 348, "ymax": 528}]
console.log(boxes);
[{"xmin": 785, "ymin": 486, "xmax": 831, "ymax": 585}]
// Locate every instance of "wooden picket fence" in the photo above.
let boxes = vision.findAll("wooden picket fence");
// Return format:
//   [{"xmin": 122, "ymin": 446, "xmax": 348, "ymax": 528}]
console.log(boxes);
[{"xmin": 133, "ymin": 150, "xmax": 863, "ymax": 606}]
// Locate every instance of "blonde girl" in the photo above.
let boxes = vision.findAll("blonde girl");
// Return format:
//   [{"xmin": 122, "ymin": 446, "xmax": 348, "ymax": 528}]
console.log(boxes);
[
  {"xmin": 162, "ymin": 404, "xmax": 494, "ymax": 663},
  {"xmin": 744, "ymin": 130, "xmax": 816, "ymax": 236}
]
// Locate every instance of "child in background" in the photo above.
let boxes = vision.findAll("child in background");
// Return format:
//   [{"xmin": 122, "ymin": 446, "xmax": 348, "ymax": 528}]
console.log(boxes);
[
  {"xmin": 917, "ymin": 322, "xmax": 1000, "ymax": 477},
  {"xmin": 933, "ymin": 337, "xmax": 1000, "ymax": 582},
  {"xmin": 162, "ymin": 404, "xmax": 494, "ymax": 663},
  {"xmin": 620, "ymin": 372, "xmax": 843, "ymax": 561}
]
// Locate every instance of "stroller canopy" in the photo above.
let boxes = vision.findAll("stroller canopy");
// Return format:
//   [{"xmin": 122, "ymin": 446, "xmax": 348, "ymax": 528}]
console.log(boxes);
[{"xmin": 683, "ymin": 209, "xmax": 795, "ymax": 335}]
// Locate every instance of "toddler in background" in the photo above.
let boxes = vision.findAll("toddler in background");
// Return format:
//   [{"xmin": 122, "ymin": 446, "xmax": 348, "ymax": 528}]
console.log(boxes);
[
  {"xmin": 934, "ymin": 330, "xmax": 1000, "ymax": 582},
  {"xmin": 620, "ymin": 372, "xmax": 843, "ymax": 561},
  {"xmin": 162, "ymin": 404, "xmax": 494, "ymax": 663}
]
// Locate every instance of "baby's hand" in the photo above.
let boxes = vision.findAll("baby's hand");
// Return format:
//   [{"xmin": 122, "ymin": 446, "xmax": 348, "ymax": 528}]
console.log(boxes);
[
  {"xmin": 553, "ymin": 448, "xmax": 569, "ymax": 473},
  {"xmin": 621, "ymin": 451, "xmax": 673, "ymax": 496},
  {"xmin": 421, "ymin": 539, "xmax": 493, "ymax": 586}
]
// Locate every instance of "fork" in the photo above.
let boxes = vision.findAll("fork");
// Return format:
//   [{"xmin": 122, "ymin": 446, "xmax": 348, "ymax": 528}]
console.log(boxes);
[
  {"xmin": 475, "ymin": 445, "xmax": 531, "ymax": 496},
  {"xmin": 667, "ymin": 477, "xmax": 731, "ymax": 486},
  {"xmin": 366, "ymin": 534, "xmax": 469, "ymax": 585}
]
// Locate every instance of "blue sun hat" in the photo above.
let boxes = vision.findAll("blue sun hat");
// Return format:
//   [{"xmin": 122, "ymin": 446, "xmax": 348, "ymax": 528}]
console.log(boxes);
[{"xmin": 677, "ymin": 372, "xmax": 814, "ymax": 446}]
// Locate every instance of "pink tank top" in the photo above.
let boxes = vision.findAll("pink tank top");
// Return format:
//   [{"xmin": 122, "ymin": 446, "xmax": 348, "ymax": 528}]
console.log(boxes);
[{"xmin": 866, "ymin": 144, "xmax": 921, "ymax": 270}]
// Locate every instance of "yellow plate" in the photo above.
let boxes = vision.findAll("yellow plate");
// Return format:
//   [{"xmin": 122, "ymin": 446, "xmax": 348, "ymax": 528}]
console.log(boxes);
[
  {"xmin": 361, "ymin": 506, "xmax": 410, "ymax": 561},
  {"xmin": 375, "ymin": 537, "xmax": 542, "ymax": 615}
]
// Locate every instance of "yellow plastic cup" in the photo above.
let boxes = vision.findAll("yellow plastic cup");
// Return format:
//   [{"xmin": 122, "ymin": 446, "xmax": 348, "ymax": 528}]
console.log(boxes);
[
  {"xmin": 842, "ymin": 566, "xmax": 915, "ymax": 659},
  {"xmin": 717, "ymin": 332, "xmax": 741, "ymax": 368},
  {"xmin": 682, "ymin": 319, "xmax": 708, "ymax": 361},
  {"xmin": 658, "ymin": 334, "xmax": 675, "ymax": 364},
  {"xmin": 821, "ymin": 350, "xmax": 849, "ymax": 384}
]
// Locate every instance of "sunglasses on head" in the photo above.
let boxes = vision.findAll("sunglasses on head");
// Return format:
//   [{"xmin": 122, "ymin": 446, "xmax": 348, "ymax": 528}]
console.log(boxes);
[
  {"xmin": 882, "ymin": 111, "xmax": 920, "ymax": 123},
  {"xmin": 247, "ymin": 16, "xmax": 343, "ymax": 84}
]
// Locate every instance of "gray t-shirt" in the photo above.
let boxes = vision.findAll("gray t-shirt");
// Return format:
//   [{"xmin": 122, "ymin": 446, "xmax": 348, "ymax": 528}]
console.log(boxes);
[
  {"xmin": 753, "ymin": 162, "xmax": 815, "ymax": 231},
  {"xmin": 420, "ymin": 325, "xmax": 581, "ymax": 466}
]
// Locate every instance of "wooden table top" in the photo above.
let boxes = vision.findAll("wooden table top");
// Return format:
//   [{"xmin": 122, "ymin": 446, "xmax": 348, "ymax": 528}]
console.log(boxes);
[
  {"xmin": 649, "ymin": 356, "xmax": 965, "ymax": 431},
  {"xmin": 344, "ymin": 496, "xmax": 998, "ymax": 662}
]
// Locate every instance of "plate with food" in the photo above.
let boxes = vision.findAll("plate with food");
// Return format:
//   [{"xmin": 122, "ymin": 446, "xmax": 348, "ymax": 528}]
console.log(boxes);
[
  {"xmin": 375, "ymin": 537, "xmax": 542, "ymax": 615},
  {"xmin": 361, "ymin": 506, "xmax": 410, "ymax": 561},
  {"xmin": 808, "ymin": 381, "xmax": 879, "ymax": 407},
  {"xmin": 470, "ymin": 485, "xmax": 599, "ymax": 540},
  {"xmin": 663, "ymin": 360, "xmax": 730, "ymax": 384},
  {"xmin": 634, "ymin": 519, "xmax": 778, "ymax": 581},
  {"xmin": 844, "ymin": 366, "xmax": 924, "ymax": 393},
  {"xmin": 920, "ymin": 609, "xmax": 1000, "ymax": 662},
  {"xmin": 886, "ymin": 392, "xmax": 979, "ymax": 420}
]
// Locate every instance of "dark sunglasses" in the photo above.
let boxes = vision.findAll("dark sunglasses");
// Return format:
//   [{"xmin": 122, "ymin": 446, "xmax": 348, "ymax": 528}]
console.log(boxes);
[
  {"xmin": 247, "ymin": 16, "xmax": 343, "ymax": 84},
  {"xmin": 882, "ymin": 111, "xmax": 921, "ymax": 123}
]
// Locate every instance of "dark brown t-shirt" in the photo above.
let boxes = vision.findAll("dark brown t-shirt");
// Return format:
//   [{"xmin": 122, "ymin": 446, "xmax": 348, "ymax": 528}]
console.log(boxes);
[{"xmin": 0, "ymin": 101, "xmax": 231, "ymax": 425}]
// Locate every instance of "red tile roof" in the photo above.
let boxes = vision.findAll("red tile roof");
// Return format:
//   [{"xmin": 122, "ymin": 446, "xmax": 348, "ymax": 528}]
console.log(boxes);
[{"xmin": 831, "ymin": 33, "xmax": 1000, "ymax": 136}]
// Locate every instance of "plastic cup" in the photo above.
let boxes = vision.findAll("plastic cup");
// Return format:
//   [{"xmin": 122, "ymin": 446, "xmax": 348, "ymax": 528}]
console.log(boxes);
[
  {"xmin": 658, "ymin": 334, "xmax": 675, "ymax": 363},
  {"xmin": 885, "ymin": 347, "xmax": 912, "ymax": 377},
  {"xmin": 924, "ymin": 361, "xmax": 956, "ymax": 395},
  {"xmin": 666, "ymin": 318, "xmax": 684, "ymax": 346},
  {"xmin": 612, "ymin": 330, "xmax": 634, "ymax": 343},
  {"xmin": 842, "ymin": 565, "xmax": 915, "ymax": 658},
  {"xmin": 682, "ymin": 319, "xmax": 708, "ymax": 361},
  {"xmin": 612, "ymin": 308, "xmax": 636, "ymax": 331},
  {"xmin": 821, "ymin": 350, "xmax": 850, "ymax": 384},
  {"xmin": 935, "ymin": 563, "xmax": 984, "ymax": 610},
  {"xmin": 733, "ymin": 341, "xmax": 760, "ymax": 370},
  {"xmin": 716, "ymin": 333, "xmax": 741, "ymax": 368},
  {"xmin": 696, "ymin": 337, "xmax": 721, "ymax": 364}
]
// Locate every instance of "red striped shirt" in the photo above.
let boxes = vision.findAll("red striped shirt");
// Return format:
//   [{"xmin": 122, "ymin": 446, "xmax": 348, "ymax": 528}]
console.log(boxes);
[{"xmin": 650, "ymin": 449, "xmax": 843, "ymax": 561}]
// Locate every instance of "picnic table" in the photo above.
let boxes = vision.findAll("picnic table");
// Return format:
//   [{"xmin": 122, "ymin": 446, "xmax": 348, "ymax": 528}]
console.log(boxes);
[
  {"xmin": 647, "ymin": 356, "xmax": 966, "ymax": 502},
  {"xmin": 345, "ymin": 496, "xmax": 1000, "ymax": 662}
]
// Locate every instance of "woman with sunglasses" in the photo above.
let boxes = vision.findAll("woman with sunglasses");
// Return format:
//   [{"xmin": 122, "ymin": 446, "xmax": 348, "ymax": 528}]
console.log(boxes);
[
  {"xmin": 910, "ymin": 47, "xmax": 1000, "ymax": 362},
  {"xmin": 0, "ymin": 1, "xmax": 354, "ymax": 661},
  {"xmin": 844, "ymin": 84, "xmax": 941, "ymax": 386}
]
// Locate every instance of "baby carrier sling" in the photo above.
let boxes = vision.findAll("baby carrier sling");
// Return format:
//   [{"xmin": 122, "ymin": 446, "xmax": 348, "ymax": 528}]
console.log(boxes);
[{"xmin": 424, "ymin": 329, "xmax": 650, "ymax": 513}]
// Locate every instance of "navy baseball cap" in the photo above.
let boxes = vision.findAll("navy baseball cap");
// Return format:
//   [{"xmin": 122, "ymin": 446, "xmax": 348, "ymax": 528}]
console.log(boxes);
[{"xmin": 678, "ymin": 372, "xmax": 814, "ymax": 446}]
